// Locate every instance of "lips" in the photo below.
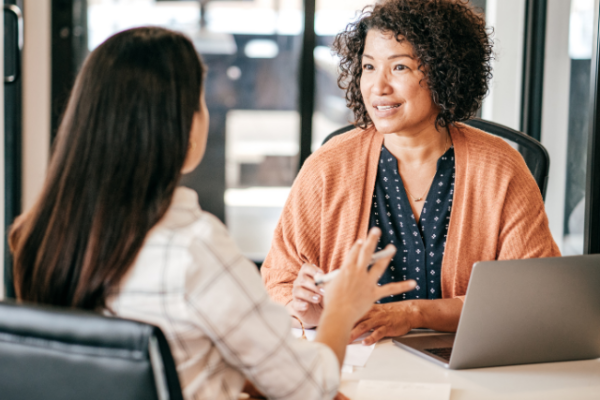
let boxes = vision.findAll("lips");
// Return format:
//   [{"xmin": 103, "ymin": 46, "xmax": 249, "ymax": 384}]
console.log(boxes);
[
  {"xmin": 371, "ymin": 101, "xmax": 403, "ymax": 118},
  {"xmin": 375, "ymin": 104, "xmax": 401, "ymax": 111}
]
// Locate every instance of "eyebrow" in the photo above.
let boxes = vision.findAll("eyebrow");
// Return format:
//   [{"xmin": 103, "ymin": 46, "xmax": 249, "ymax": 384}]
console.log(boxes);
[{"xmin": 363, "ymin": 53, "xmax": 414, "ymax": 60}]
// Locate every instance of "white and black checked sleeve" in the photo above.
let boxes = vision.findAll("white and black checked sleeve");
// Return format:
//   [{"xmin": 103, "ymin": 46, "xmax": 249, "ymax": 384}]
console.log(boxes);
[{"xmin": 184, "ymin": 213, "xmax": 340, "ymax": 400}]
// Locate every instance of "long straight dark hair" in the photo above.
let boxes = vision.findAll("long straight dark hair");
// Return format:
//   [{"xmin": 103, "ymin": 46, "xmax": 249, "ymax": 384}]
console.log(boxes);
[{"xmin": 10, "ymin": 27, "xmax": 204, "ymax": 310}]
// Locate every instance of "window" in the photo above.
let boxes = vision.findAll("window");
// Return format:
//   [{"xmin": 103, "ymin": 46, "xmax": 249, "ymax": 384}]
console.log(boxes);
[{"xmin": 541, "ymin": 0, "xmax": 596, "ymax": 254}]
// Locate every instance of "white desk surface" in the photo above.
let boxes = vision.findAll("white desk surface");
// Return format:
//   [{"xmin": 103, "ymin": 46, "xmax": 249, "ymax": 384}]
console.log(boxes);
[{"xmin": 339, "ymin": 338, "xmax": 600, "ymax": 400}]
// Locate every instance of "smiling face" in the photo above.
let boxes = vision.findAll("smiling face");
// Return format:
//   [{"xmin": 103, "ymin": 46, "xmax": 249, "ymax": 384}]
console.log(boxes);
[{"xmin": 360, "ymin": 30, "xmax": 439, "ymax": 135}]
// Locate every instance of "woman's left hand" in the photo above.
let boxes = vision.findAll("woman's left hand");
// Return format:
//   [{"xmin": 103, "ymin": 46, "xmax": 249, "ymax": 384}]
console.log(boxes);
[
  {"xmin": 349, "ymin": 298, "xmax": 464, "ymax": 345},
  {"xmin": 349, "ymin": 301, "xmax": 418, "ymax": 345}
]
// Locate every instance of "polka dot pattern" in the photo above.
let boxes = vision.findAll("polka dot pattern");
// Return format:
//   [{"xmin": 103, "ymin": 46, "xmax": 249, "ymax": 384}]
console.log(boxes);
[{"xmin": 369, "ymin": 145, "xmax": 455, "ymax": 303}]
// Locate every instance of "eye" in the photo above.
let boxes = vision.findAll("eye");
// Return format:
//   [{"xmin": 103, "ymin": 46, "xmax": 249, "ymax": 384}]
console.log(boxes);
[
  {"xmin": 362, "ymin": 63, "xmax": 374, "ymax": 71},
  {"xmin": 394, "ymin": 64, "xmax": 408, "ymax": 71}
]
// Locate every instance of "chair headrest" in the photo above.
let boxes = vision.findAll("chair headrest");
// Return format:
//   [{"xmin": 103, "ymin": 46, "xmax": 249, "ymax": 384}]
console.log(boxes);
[{"xmin": 0, "ymin": 301, "xmax": 154, "ymax": 353}]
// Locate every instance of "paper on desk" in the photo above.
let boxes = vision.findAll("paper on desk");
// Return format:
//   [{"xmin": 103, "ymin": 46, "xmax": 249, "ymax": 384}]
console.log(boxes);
[
  {"xmin": 355, "ymin": 380, "xmax": 451, "ymax": 400},
  {"xmin": 344, "ymin": 337, "xmax": 375, "ymax": 367},
  {"xmin": 291, "ymin": 328, "xmax": 376, "ymax": 368}
]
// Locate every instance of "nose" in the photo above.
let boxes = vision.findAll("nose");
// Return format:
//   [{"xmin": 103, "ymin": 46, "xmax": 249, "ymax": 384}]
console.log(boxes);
[{"xmin": 371, "ymin": 69, "xmax": 392, "ymax": 96}]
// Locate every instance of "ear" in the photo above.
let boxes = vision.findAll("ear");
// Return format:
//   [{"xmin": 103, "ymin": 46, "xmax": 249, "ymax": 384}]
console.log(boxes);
[{"xmin": 181, "ymin": 109, "xmax": 208, "ymax": 174}]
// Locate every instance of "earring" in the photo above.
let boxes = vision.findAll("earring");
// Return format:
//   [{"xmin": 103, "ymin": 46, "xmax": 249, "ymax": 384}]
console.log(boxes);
[{"xmin": 189, "ymin": 141, "xmax": 197, "ymax": 150}]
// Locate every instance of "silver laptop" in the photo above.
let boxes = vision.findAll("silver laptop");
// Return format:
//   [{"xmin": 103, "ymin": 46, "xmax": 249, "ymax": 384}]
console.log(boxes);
[{"xmin": 392, "ymin": 255, "xmax": 600, "ymax": 369}]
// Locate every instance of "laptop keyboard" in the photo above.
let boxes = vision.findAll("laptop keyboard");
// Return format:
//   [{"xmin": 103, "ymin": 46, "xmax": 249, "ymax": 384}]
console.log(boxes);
[{"xmin": 425, "ymin": 347, "xmax": 453, "ymax": 361}]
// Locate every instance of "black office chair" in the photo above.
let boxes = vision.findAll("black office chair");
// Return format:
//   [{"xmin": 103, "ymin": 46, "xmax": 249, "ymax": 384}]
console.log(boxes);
[
  {"xmin": 322, "ymin": 118, "xmax": 550, "ymax": 200},
  {"xmin": 0, "ymin": 301, "xmax": 183, "ymax": 400}
]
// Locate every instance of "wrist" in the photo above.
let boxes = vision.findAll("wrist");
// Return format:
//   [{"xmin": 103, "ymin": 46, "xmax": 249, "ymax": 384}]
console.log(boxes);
[
  {"xmin": 285, "ymin": 300, "xmax": 319, "ymax": 329},
  {"xmin": 320, "ymin": 304, "xmax": 355, "ymax": 332},
  {"xmin": 406, "ymin": 300, "xmax": 424, "ymax": 330}
]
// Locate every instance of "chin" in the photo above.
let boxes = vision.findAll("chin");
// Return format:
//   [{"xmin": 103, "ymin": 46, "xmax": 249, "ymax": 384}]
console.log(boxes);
[{"xmin": 372, "ymin": 120, "xmax": 404, "ymax": 135}]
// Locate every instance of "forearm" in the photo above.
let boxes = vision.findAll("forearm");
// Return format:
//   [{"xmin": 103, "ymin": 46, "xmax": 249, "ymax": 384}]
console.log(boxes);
[
  {"xmin": 315, "ymin": 308, "xmax": 354, "ymax": 368},
  {"xmin": 410, "ymin": 298, "xmax": 463, "ymax": 332}
]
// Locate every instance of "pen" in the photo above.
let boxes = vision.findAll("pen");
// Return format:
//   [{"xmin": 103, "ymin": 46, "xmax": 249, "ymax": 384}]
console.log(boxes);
[{"xmin": 314, "ymin": 247, "xmax": 396, "ymax": 286}]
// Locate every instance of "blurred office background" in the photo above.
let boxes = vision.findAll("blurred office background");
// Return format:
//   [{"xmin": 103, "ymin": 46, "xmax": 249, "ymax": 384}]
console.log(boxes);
[{"xmin": 2, "ymin": 0, "xmax": 600, "ymax": 297}]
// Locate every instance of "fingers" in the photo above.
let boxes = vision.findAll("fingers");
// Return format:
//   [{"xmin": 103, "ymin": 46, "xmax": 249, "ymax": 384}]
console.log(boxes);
[
  {"xmin": 342, "ymin": 239, "xmax": 362, "ymax": 270},
  {"xmin": 368, "ymin": 243, "xmax": 396, "ymax": 280},
  {"xmin": 357, "ymin": 227, "xmax": 382, "ymax": 268},
  {"xmin": 291, "ymin": 299, "xmax": 309, "ymax": 312},
  {"xmin": 362, "ymin": 326, "xmax": 387, "ymax": 346},
  {"xmin": 292, "ymin": 286, "xmax": 322, "ymax": 304},
  {"xmin": 377, "ymin": 279, "xmax": 417, "ymax": 299},
  {"xmin": 296, "ymin": 263, "xmax": 324, "ymax": 297},
  {"xmin": 299, "ymin": 263, "xmax": 323, "ymax": 279},
  {"xmin": 349, "ymin": 318, "xmax": 377, "ymax": 343},
  {"xmin": 297, "ymin": 276, "xmax": 323, "ymax": 297}
]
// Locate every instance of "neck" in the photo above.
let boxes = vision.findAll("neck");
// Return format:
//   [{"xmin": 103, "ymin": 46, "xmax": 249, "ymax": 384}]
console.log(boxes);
[{"xmin": 382, "ymin": 122, "xmax": 450, "ymax": 167}]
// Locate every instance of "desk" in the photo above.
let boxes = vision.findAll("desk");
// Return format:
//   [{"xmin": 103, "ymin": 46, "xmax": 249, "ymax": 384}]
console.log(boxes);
[{"xmin": 339, "ymin": 338, "xmax": 600, "ymax": 399}]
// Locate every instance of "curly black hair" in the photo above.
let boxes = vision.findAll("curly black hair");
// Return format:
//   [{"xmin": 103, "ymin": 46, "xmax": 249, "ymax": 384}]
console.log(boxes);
[{"xmin": 332, "ymin": 0, "xmax": 493, "ymax": 129}]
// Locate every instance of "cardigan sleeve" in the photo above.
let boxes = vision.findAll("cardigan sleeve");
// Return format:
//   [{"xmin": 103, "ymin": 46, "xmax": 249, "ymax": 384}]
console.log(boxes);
[
  {"xmin": 496, "ymin": 156, "xmax": 561, "ymax": 261},
  {"xmin": 261, "ymin": 156, "xmax": 325, "ymax": 306},
  {"xmin": 451, "ymin": 171, "xmax": 559, "ymax": 303},
  {"xmin": 444, "ymin": 126, "xmax": 561, "ymax": 303}
]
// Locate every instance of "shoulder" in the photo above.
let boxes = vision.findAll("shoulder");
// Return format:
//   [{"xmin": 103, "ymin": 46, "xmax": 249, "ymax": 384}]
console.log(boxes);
[
  {"xmin": 291, "ymin": 127, "xmax": 381, "ymax": 195},
  {"xmin": 181, "ymin": 210, "xmax": 244, "ymax": 267},
  {"xmin": 149, "ymin": 187, "xmax": 244, "ymax": 263},
  {"xmin": 188, "ymin": 211, "xmax": 243, "ymax": 259},
  {"xmin": 302, "ymin": 126, "xmax": 379, "ymax": 172},
  {"xmin": 281, "ymin": 127, "xmax": 380, "ymax": 212},
  {"xmin": 453, "ymin": 122, "xmax": 530, "ymax": 176},
  {"xmin": 167, "ymin": 209, "xmax": 264, "ymax": 298}
]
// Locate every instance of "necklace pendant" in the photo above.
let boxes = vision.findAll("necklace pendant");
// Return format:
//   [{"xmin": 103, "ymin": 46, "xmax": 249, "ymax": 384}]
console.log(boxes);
[{"xmin": 414, "ymin": 197, "xmax": 423, "ymax": 202}]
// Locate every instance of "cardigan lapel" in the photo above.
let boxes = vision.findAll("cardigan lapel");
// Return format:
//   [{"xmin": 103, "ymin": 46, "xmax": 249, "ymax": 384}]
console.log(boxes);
[
  {"xmin": 356, "ymin": 127, "xmax": 385, "ymax": 241},
  {"xmin": 440, "ymin": 124, "xmax": 469, "ymax": 298},
  {"xmin": 351, "ymin": 124, "xmax": 472, "ymax": 299}
]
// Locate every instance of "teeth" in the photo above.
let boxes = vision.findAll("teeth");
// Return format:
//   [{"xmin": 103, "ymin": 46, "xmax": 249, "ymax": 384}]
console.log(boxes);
[{"xmin": 376, "ymin": 104, "xmax": 400, "ymax": 110}]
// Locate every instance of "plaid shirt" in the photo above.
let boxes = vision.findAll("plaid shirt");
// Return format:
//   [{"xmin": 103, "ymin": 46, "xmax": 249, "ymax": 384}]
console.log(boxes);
[{"xmin": 108, "ymin": 187, "xmax": 339, "ymax": 400}]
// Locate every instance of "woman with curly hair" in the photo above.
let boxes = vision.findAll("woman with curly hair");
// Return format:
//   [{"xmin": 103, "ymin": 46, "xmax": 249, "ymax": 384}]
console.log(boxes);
[{"xmin": 262, "ymin": 0, "xmax": 559, "ymax": 344}]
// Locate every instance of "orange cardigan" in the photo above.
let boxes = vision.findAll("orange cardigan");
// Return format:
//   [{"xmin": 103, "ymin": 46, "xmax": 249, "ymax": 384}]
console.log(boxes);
[{"xmin": 261, "ymin": 124, "xmax": 560, "ymax": 305}]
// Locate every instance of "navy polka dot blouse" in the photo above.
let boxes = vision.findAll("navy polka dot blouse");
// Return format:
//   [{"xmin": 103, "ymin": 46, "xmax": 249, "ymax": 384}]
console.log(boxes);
[{"xmin": 368, "ymin": 145, "xmax": 455, "ymax": 303}]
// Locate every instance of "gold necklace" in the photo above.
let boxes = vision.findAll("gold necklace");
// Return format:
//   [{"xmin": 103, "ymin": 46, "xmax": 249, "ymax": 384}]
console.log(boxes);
[{"xmin": 404, "ymin": 133, "xmax": 449, "ymax": 202}]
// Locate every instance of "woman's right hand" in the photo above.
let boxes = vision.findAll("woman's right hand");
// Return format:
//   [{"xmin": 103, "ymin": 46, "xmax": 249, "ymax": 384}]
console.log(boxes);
[
  {"xmin": 288, "ymin": 263, "xmax": 325, "ymax": 328},
  {"xmin": 314, "ymin": 227, "xmax": 416, "ymax": 368}
]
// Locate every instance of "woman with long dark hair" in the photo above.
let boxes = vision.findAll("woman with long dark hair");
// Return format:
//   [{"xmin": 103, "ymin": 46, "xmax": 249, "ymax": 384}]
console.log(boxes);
[{"xmin": 9, "ymin": 27, "xmax": 415, "ymax": 399}]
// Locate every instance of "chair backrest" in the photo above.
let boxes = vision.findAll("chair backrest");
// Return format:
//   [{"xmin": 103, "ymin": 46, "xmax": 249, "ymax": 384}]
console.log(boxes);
[
  {"xmin": 0, "ymin": 301, "xmax": 183, "ymax": 400},
  {"xmin": 321, "ymin": 118, "xmax": 550, "ymax": 199}
]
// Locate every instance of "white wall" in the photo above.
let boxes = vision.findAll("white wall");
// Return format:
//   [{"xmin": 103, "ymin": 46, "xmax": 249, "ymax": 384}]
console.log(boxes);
[
  {"xmin": 23, "ymin": 0, "xmax": 51, "ymax": 212},
  {"xmin": 482, "ymin": 0, "xmax": 526, "ymax": 130},
  {"xmin": 540, "ymin": 0, "xmax": 572, "ymax": 252}
]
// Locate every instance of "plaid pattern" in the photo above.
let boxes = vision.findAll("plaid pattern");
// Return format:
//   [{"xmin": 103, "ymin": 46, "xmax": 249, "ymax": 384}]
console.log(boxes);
[{"xmin": 109, "ymin": 187, "xmax": 339, "ymax": 400}]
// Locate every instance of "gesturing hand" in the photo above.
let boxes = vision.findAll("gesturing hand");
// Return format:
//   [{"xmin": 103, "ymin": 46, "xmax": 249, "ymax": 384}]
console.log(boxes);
[
  {"xmin": 312, "ymin": 228, "xmax": 417, "ymax": 369},
  {"xmin": 288, "ymin": 263, "xmax": 326, "ymax": 328},
  {"xmin": 322, "ymin": 228, "xmax": 417, "ymax": 328}
]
